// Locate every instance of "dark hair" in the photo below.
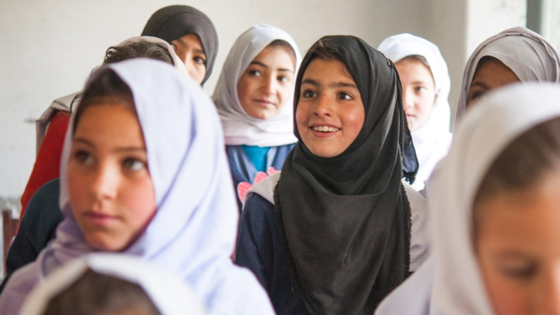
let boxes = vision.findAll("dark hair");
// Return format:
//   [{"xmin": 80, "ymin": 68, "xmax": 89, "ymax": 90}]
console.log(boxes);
[
  {"xmin": 44, "ymin": 269, "xmax": 161, "ymax": 315},
  {"xmin": 73, "ymin": 69, "xmax": 135, "ymax": 133},
  {"xmin": 304, "ymin": 38, "xmax": 351, "ymax": 78},
  {"xmin": 267, "ymin": 39, "xmax": 296, "ymax": 65},
  {"xmin": 474, "ymin": 117, "xmax": 560, "ymax": 219},
  {"xmin": 399, "ymin": 55, "xmax": 431, "ymax": 70},
  {"xmin": 103, "ymin": 41, "xmax": 173, "ymax": 65}
]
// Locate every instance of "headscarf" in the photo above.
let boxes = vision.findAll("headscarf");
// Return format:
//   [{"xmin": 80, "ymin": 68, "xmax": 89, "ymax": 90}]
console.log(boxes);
[
  {"xmin": 276, "ymin": 35, "xmax": 418, "ymax": 315},
  {"xmin": 375, "ymin": 83, "xmax": 560, "ymax": 315},
  {"xmin": 0, "ymin": 59, "xmax": 274, "ymax": 315},
  {"xmin": 456, "ymin": 26, "xmax": 560, "ymax": 121},
  {"xmin": 35, "ymin": 35, "xmax": 187, "ymax": 152},
  {"xmin": 141, "ymin": 5, "xmax": 218, "ymax": 85},
  {"xmin": 378, "ymin": 33, "xmax": 452, "ymax": 190},
  {"xmin": 212, "ymin": 24, "xmax": 301, "ymax": 147},
  {"xmin": 19, "ymin": 253, "xmax": 207, "ymax": 315}
]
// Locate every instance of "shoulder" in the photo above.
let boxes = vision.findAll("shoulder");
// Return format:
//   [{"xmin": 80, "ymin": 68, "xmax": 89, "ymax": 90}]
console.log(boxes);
[
  {"xmin": 0, "ymin": 262, "xmax": 42, "ymax": 315},
  {"xmin": 403, "ymin": 181, "xmax": 431, "ymax": 272},
  {"xmin": 243, "ymin": 172, "xmax": 281, "ymax": 207}
]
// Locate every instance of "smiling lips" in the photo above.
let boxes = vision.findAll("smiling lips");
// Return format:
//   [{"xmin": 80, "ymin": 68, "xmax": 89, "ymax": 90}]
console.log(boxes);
[{"xmin": 310, "ymin": 124, "xmax": 341, "ymax": 138}]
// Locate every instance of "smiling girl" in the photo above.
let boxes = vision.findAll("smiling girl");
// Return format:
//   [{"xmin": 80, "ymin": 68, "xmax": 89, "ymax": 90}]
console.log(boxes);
[
  {"xmin": 376, "ymin": 83, "xmax": 560, "ymax": 315},
  {"xmin": 235, "ymin": 36, "xmax": 430, "ymax": 315},
  {"xmin": 379, "ymin": 34, "xmax": 452, "ymax": 191},
  {"xmin": 0, "ymin": 59, "xmax": 274, "ymax": 315},
  {"xmin": 212, "ymin": 24, "xmax": 301, "ymax": 208}
]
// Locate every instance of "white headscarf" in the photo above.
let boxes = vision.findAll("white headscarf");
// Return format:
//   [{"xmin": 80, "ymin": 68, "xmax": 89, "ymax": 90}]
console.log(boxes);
[
  {"xmin": 212, "ymin": 24, "xmax": 301, "ymax": 147},
  {"xmin": 378, "ymin": 33, "xmax": 452, "ymax": 191},
  {"xmin": 375, "ymin": 83, "xmax": 560, "ymax": 315},
  {"xmin": 456, "ymin": 27, "xmax": 560, "ymax": 121},
  {"xmin": 35, "ymin": 36, "xmax": 187, "ymax": 153},
  {"xmin": 19, "ymin": 253, "xmax": 207, "ymax": 315},
  {"xmin": 0, "ymin": 59, "xmax": 274, "ymax": 315}
]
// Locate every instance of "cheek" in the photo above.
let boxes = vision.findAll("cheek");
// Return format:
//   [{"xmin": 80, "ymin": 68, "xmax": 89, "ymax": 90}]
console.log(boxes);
[
  {"xmin": 67, "ymin": 163, "xmax": 88, "ymax": 208},
  {"xmin": 237, "ymin": 78, "xmax": 252, "ymax": 105},
  {"xmin": 344, "ymin": 107, "xmax": 365, "ymax": 139}
]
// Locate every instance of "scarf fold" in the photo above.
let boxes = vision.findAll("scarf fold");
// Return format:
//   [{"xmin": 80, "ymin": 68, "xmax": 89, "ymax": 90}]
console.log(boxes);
[{"xmin": 276, "ymin": 35, "xmax": 418, "ymax": 315}]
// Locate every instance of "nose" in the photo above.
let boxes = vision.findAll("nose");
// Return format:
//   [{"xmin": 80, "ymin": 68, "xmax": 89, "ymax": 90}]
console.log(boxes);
[
  {"xmin": 314, "ymin": 93, "xmax": 333, "ymax": 117},
  {"xmin": 537, "ymin": 264, "xmax": 560, "ymax": 315},
  {"xmin": 260, "ymin": 73, "xmax": 277, "ymax": 96},
  {"xmin": 89, "ymin": 163, "xmax": 118, "ymax": 201},
  {"xmin": 402, "ymin": 88, "xmax": 414, "ymax": 112}
]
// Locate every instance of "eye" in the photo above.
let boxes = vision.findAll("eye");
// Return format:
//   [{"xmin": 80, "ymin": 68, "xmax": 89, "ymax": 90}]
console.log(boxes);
[
  {"xmin": 470, "ymin": 91, "xmax": 486, "ymax": 102},
  {"xmin": 301, "ymin": 89, "xmax": 316, "ymax": 98},
  {"xmin": 74, "ymin": 150, "xmax": 93, "ymax": 165},
  {"xmin": 337, "ymin": 92, "xmax": 353, "ymax": 100},
  {"xmin": 501, "ymin": 262, "xmax": 537, "ymax": 280},
  {"xmin": 249, "ymin": 69, "xmax": 262, "ymax": 77},
  {"xmin": 122, "ymin": 158, "xmax": 146, "ymax": 171},
  {"xmin": 194, "ymin": 56, "xmax": 206, "ymax": 65},
  {"xmin": 414, "ymin": 86, "xmax": 426, "ymax": 93},
  {"xmin": 278, "ymin": 75, "xmax": 290, "ymax": 83}
]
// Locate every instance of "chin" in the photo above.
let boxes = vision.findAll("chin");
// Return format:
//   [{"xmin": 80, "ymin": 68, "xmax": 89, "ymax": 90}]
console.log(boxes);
[{"xmin": 86, "ymin": 235, "xmax": 128, "ymax": 252}]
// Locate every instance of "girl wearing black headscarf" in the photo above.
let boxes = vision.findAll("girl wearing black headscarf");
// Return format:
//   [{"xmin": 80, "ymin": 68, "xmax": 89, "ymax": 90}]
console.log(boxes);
[
  {"xmin": 235, "ymin": 35, "xmax": 431, "ymax": 315},
  {"xmin": 142, "ymin": 5, "xmax": 218, "ymax": 85}
]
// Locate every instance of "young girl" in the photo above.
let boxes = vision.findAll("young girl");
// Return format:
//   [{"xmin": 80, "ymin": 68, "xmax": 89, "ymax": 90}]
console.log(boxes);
[
  {"xmin": 378, "ymin": 34, "xmax": 452, "ymax": 191},
  {"xmin": 376, "ymin": 83, "xmax": 560, "ymax": 315},
  {"xmin": 235, "ymin": 35, "xmax": 430, "ymax": 315},
  {"xmin": 22, "ymin": 36, "xmax": 187, "ymax": 216},
  {"xmin": 0, "ymin": 59, "xmax": 274, "ymax": 315},
  {"xmin": 142, "ymin": 5, "xmax": 219, "ymax": 86},
  {"xmin": 19, "ymin": 254, "xmax": 207, "ymax": 315},
  {"xmin": 212, "ymin": 24, "xmax": 301, "ymax": 207},
  {"xmin": 456, "ymin": 26, "xmax": 560, "ymax": 121}
]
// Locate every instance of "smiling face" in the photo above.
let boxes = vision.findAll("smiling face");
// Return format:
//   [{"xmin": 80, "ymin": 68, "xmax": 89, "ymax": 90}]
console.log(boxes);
[
  {"xmin": 467, "ymin": 57, "xmax": 520, "ymax": 107},
  {"xmin": 296, "ymin": 58, "xmax": 365, "ymax": 158},
  {"xmin": 237, "ymin": 45, "xmax": 296, "ymax": 120},
  {"xmin": 171, "ymin": 34, "xmax": 207, "ymax": 84},
  {"xmin": 475, "ymin": 172, "xmax": 560, "ymax": 315},
  {"xmin": 395, "ymin": 57, "xmax": 436, "ymax": 131},
  {"xmin": 67, "ymin": 100, "xmax": 156, "ymax": 252}
]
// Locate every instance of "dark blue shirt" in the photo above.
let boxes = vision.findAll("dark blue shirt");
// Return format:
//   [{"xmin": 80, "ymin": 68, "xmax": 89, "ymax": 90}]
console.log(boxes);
[{"xmin": 235, "ymin": 193, "xmax": 309, "ymax": 315}]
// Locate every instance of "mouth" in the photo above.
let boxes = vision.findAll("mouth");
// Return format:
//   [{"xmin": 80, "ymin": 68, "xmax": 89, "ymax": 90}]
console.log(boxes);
[
  {"xmin": 83, "ymin": 211, "xmax": 120, "ymax": 226},
  {"xmin": 309, "ymin": 124, "xmax": 341, "ymax": 138}
]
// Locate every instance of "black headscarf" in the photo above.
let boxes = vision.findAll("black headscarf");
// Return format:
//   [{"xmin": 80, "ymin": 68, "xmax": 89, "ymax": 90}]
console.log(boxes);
[
  {"xmin": 141, "ymin": 5, "xmax": 218, "ymax": 85},
  {"xmin": 275, "ymin": 35, "xmax": 418, "ymax": 314}
]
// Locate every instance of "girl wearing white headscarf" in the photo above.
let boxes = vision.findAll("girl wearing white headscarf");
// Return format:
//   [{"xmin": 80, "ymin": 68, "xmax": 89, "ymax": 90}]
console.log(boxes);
[
  {"xmin": 378, "ymin": 34, "xmax": 452, "ymax": 191},
  {"xmin": 19, "ymin": 254, "xmax": 207, "ymax": 315},
  {"xmin": 376, "ymin": 83, "xmax": 560, "ymax": 315},
  {"xmin": 21, "ymin": 36, "xmax": 188, "ymax": 218},
  {"xmin": 0, "ymin": 59, "xmax": 274, "ymax": 315},
  {"xmin": 456, "ymin": 26, "xmax": 560, "ymax": 121},
  {"xmin": 212, "ymin": 24, "xmax": 301, "ymax": 207}
]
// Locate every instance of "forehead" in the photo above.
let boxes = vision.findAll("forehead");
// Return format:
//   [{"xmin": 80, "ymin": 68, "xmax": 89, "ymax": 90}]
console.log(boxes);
[
  {"xmin": 251, "ymin": 45, "xmax": 296, "ymax": 69},
  {"xmin": 302, "ymin": 58, "xmax": 354, "ymax": 82},
  {"xmin": 395, "ymin": 58, "xmax": 434, "ymax": 83},
  {"xmin": 472, "ymin": 58, "xmax": 519, "ymax": 85}
]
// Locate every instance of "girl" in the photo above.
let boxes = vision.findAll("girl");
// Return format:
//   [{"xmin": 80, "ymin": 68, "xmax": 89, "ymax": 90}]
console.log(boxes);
[
  {"xmin": 0, "ymin": 59, "xmax": 274, "ymax": 315},
  {"xmin": 457, "ymin": 26, "xmax": 560, "ymax": 121},
  {"xmin": 235, "ymin": 36, "xmax": 430, "ymax": 315},
  {"xmin": 20, "ymin": 254, "xmax": 207, "ymax": 315},
  {"xmin": 376, "ymin": 83, "xmax": 560, "ymax": 315},
  {"xmin": 378, "ymin": 34, "xmax": 452, "ymax": 191},
  {"xmin": 142, "ymin": 5, "xmax": 219, "ymax": 86},
  {"xmin": 212, "ymin": 24, "xmax": 301, "ymax": 207},
  {"xmin": 22, "ymin": 36, "xmax": 187, "ymax": 216}
]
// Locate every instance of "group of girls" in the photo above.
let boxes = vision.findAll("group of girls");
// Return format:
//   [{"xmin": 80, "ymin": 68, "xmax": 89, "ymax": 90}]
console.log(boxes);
[{"xmin": 1, "ymin": 3, "xmax": 560, "ymax": 315}]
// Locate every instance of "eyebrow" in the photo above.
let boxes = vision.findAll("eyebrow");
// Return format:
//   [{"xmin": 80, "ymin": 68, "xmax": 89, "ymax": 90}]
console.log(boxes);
[
  {"xmin": 73, "ymin": 137, "xmax": 146, "ymax": 153},
  {"xmin": 301, "ymin": 78, "xmax": 358, "ymax": 89},
  {"xmin": 250, "ymin": 61, "xmax": 293, "ymax": 73}
]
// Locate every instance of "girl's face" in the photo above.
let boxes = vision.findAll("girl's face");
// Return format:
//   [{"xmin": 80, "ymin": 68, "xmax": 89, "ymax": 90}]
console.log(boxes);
[
  {"xmin": 296, "ymin": 58, "xmax": 365, "ymax": 158},
  {"xmin": 467, "ymin": 58, "xmax": 520, "ymax": 107},
  {"xmin": 395, "ymin": 58, "xmax": 436, "ymax": 131},
  {"xmin": 237, "ymin": 45, "xmax": 295, "ymax": 120},
  {"xmin": 67, "ymin": 101, "xmax": 156, "ymax": 252},
  {"xmin": 172, "ymin": 34, "xmax": 207, "ymax": 84},
  {"xmin": 475, "ymin": 172, "xmax": 560, "ymax": 315}
]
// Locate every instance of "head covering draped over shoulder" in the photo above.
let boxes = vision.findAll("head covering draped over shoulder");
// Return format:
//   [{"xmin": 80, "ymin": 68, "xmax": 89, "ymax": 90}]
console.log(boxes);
[
  {"xmin": 19, "ymin": 254, "xmax": 207, "ymax": 315},
  {"xmin": 212, "ymin": 24, "xmax": 302, "ymax": 147},
  {"xmin": 1, "ymin": 59, "xmax": 274, "ymax": 315},
  {"xmin": 142, "ymin": 5, "xmax": 219, "ymax": 84},
  {"xmin": 276, "ymin": 36, "xmax": 418, "ymax": 315},
  {"xmin": 456, "ymin": 26, "xmax": 560, "ymax": 121},
  {"xmin": 378, "ymin": 33, "xmax": 452, "ymax": 190},
  {"xmin": 375, "ymin": 83, "xmax": 560, "ymax": 315}
]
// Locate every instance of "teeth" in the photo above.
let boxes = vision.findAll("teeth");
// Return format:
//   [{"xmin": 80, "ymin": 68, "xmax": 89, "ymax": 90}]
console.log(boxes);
[{"xmin": 312, "ymin": 126, "xmax": 339, "ymax": 132}]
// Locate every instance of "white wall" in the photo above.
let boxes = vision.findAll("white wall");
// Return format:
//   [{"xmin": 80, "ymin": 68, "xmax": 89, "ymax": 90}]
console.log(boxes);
[{"xmin": 0, "ymin": 0, "xmax": 428, "ymax": 203}]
